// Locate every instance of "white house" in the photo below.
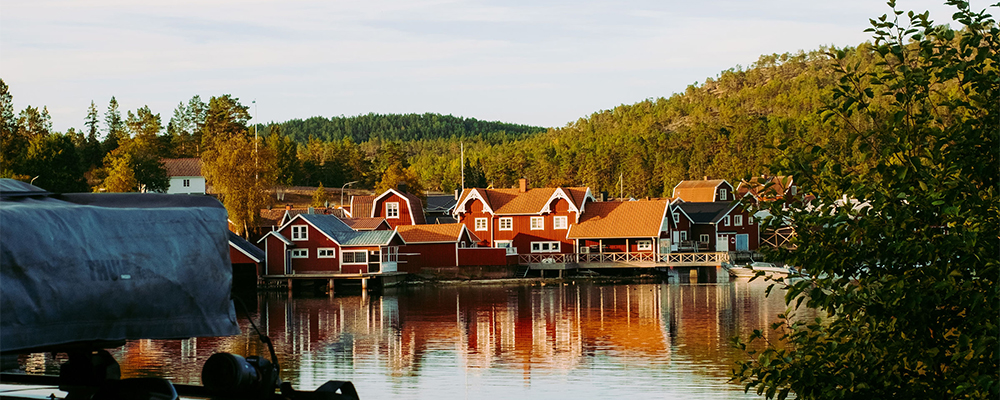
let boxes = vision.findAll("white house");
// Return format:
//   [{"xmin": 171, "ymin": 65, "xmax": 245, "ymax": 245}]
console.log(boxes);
[{"xmin": 162, "ymin": 158, "xmax": 206, "ymax": 194}]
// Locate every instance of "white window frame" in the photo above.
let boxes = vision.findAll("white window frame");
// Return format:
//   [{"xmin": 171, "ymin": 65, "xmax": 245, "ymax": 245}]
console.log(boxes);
[
  {"xmin": 495, "ymin": 240, "xmax": 516, "ymax": 255},
  {"xmin": 341, "ymin": 250, "xmax": 368, "ymax": 265},
  {"xmin": 734, "ymin": 215, "xmax": 743, "ymax": 226},
  {"xmin": 318, "ymin": 248, "xmax": 337, "ymax": 258},
  {"xmin": 553, "ymin": 216, "xmax": 568, "ymax": 230},
  {"xmin": 386, "ymin": 202, "xmax": 400, "ymax": 219},
  {"xmin": 499, "ymin": 217, "xmax": 513, "ymax": 231},
  {"xmin": 636, "ymin": 240, "xmax": 652, "ymax": 251},
  {"xmin": 700, "ymin": 234, "xmax": 710, "ymax": 243},
  {"xmin": 672, "ymin": 212, "xmax": 680, "ymax": 224},
  {"xmin": 291, "ymin": 248, "xmax": 308, "ymax": 258},
  {"xmin": 679, "ymin": 231, "xmax": 688, "ymax": 241},
  {"xmin": 530, "ymin": 241, "xmax": 560, "ymax": 253},
  {"xmin": 291, "ymin": 225, "xmax": 308, "ymax": 241},
  {"xmin": 530, "ymin": 216, "xmax": 544, "ymax": 230},
  {"xmin": 719, "ymin": 188, "xmax": 728, "ymax": 201},
  {"xmin": 475, "ymin": 217, "xmax": 488, "ymax": 231},
  {"xmin": 724, "ymin": 215, "xmax": 731, "ymax": 226},
  {"xmin": 791, "ymin": 186, "xmax": 798, "ymax": 195}
]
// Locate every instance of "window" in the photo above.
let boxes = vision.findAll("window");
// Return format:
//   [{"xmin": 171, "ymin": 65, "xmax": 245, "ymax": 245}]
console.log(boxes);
[
  {"xmin": 553, "ymin": 216, "xmax": 568, "ymax": 230},
  {"xmin": 530, "ymin": 241, "xmax": 560, "ymax": 253},
  {"xmin": 291, "ymin": 248, "xmax": 308, "ymax": 258},
  {"xmin": 530, "ymin": 217, "xmax": 544, "ymax": 230},
  {"xmin": 791, "ymin": 186, "xmax": 798, "ymax": 195},
  {"xmin": 291, "ymin": 225, "xmax": 308, "ymax": 241},
  {"xmin": 734, "ymin": 215, "xmax": 743, "ymax": 226},
  {"xmin": 386, "ymin": 202, "xmax": 399, "ymax": 219},
  {"xmin": 700, "ymin": 234, "xmax": 710, "ymax": 243},
  {"xmin": 719, "ymin": 188, "xmax": 728, "ymax": 201},
  {"xmin": 182, "ymin": 179, "xmax": 190, "ymax": 187},
  {"xmin": 679, "ymin": 231, "xmax": 688, "ymax": 241},
  {"xmin": 495, "ymin": 240, "xmax": 516, "ymax": 255},
  {"xmin": 723, "ymin": 215, "xmax": 731, "ymax": 226},
  {"xmin": 499, "ymin": 217, "xmax": 513, "ymax": 231},
  {"xmin": 672, "ymin": 212, "xmax": 680, "ymax": 224},
  {"xmin": 318, "ymin": 248, "xmax": 336, "ymax": 258},
  {"xmin": 637, "ymin": 240, "xmax": 652, "ymax": 251},
  {"xmin": 342, "ymin": 250, "xmax": 367, "ymax": 264},
  {"xmin": 475, "ymin": 218, "xmax": 488, "ymax": 231}
]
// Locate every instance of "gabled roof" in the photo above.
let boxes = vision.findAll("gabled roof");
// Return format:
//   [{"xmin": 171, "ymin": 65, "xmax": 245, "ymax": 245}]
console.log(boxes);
[
  {"xmin": 672, "ymin": 179, "xmax": 729, "ymax": 202},
  {"xmin": 371, "ymin": 189, "xmax": 427, "ymax": 224},
  {"xmin": 161, "ymin": 158, "xmax": 202, "ymax": 177},
  {"xmin": 228, "ymin": 231, "xmax": 265, "ymax": 262},
  {"xmin": 396, "ymin": 223, "xmax": 480, "ymax": 244},
  {"xmin": 677, "ymin": 202, "xmax": 737, "ymax": 224},
  {"xmin": 736, "ymin": 176, "xmax": 795, "ymax": 201},
  {"xmin": 295, "ymin": 213, "xmax": 397, "ymax": 246},
  {"xmin": 350, "ymin": 195, "xmax": 375, "ymax": 219},
  {"xmin": 567, "ymin": 199, "xmax": 669, "ymax": 239},
  {"xmin": 455, "ymin": 187, "xmax": 593, "ymax": 215},
  {"xmin": 341, "ymin": 217, "xmax": 389, "ymax": 231}
]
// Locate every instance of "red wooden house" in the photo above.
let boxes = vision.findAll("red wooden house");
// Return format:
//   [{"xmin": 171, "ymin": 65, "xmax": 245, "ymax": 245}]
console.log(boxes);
[
  {"xmin": 672, "ymin": 179, "xmax": 736, "ymax": 203},
  {"xmin": 453, "ymin": 179, "xmax": 593, "ymax": 256},
  {"xmin": 349, "ymin": 188, "xmax": 427, "ymax": 229},
  {"xmin": 258, "ymin": 213, "xmax": 403, "ymax": 275},
  {"xmin": 674, "ymin": 200, "xmax": 759, "ymax": 252},
  {"xmin": 567, "ymin": 199, "xmax": 671, "ymax": 260},
  {"xmin": 396, "ymin": 223, "xmax": 508, "ymax": 273},
  {"xmin": 228, "ymin": 231, "xmax": 265, "ymax": 288}
]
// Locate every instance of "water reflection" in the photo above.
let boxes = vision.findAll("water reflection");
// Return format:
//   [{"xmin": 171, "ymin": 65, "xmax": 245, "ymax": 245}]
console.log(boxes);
[{"xmin": 23, "ymin": 279, "xmax": 810, "ymax": 399}]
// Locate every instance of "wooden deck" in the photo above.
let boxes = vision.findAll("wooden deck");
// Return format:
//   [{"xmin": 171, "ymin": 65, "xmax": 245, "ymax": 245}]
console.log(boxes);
[
  {"xmin": 259, "ymin": 271, "xmax": 408, "ymax": 293},
  {"xmin": 519, "ymin": 252, "xmax": 731, "ymax": 269}
]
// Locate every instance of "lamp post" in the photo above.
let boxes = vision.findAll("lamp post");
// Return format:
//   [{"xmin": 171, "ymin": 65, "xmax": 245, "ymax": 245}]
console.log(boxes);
[{"xmin": 341, "ymin": 181, "xmax": 358, "ymax": 207}]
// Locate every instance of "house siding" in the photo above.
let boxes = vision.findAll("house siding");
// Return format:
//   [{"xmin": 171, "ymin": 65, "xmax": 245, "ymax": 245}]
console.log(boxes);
[{"xmin": 373, "ymin": 193, "xmax": 419, "ymax": 229}]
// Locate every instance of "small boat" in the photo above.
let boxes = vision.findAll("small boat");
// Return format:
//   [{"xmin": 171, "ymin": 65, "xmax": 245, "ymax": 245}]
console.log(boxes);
[{"xmin": 723, "ymin": 262, "xmax": 757, "ymax": 278}]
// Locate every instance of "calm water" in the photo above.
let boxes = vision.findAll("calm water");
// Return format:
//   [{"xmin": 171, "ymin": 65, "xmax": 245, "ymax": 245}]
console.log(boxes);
[{"xmin": 22, "ymin": 279, "xmax": 804, "ymax": 399}]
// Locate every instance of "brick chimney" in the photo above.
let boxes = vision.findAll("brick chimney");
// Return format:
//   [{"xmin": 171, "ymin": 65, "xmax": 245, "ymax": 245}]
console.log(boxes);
[
  {"xmin": 285, "ymin": 204, "xmax": 292, "ymax": 211},
  {"xmin": 519, "ymin": 178, "xmax": 527, "ymax": 193},
  {"xmin": 398, "ymin": 183, "xmax": 408, "ymax": 193},
  {"xmin": 703, "ymin": 176, "xmax": 709, "ymax": 180}
]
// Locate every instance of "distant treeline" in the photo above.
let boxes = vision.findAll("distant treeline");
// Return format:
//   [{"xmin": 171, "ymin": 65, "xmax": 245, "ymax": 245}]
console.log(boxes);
[{"xmin": 264, "ymin": 113, "xmax": 546, "ymax": 144}]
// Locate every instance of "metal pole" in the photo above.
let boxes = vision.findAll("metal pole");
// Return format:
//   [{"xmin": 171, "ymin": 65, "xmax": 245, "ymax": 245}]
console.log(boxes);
[
  {"xmin": 341, "ymin": 181, "xmax": 358, "ymax": 207},
  {"xmin": 461, "ymin": 142, "xmax": 465, "ymax": 191}
]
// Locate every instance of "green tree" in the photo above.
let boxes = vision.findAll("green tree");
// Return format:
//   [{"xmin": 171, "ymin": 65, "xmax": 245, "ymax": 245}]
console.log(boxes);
[
  {"xmin": 375, "ymin": 161, "xmax": 425, "ymax": 201},
  {"xmin": 21, "ymin": 133, "xmax": 88, "ymax": 192},
  {"xmin": 80, "ymin": 101, "xmax": 104, "ymax": 171},
  {"xmin": 0, "ymin": 79, "xmax": 24, "ymax": 175},
  {"xmin": 265, "ymin": 125, "xmax": 299, "ymax": 186},
  {"xmin": 732, "ymin": 2, "xmax": 998, "ymax": 399},
  {"xmin": 201, "ymin": 94, "xmax": 250, "ymax": 151},
  {"xmin": 103, "ymin": 97, "xmax": 124, "ymax": 154},
  {"xmin": 311, "ymin": 183, "xmax": 329, "ymax": 208},
  {"xmin": 101, "ymin": 151, "xmax": 137, "ymax": 192}
]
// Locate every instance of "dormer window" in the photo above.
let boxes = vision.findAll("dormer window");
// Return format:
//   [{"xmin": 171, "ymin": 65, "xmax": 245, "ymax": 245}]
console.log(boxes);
[
  {"xmin": 719, "ymin": 188, "xmax": 728, "ymax": 201},
  {"xmin": 386, "ymin": 202, "xmax": 399, "ymax": 219}
]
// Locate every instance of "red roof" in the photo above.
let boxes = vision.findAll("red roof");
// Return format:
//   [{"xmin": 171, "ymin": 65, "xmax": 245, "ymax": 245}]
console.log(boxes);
[
  {"xmin": 350, "ymin": 195, "xmax": 375, "ymax": 218},
  {"xmin": 567, "ymin": 200, "xmax": 669, "ymax": 239},
  {"xmin": 396, "ymin": 223, "xmax": 479, "ymax": 244},
  {"xmin": 456, "ymin": 187, "xmax": 591, "ymax": 215},
  {"xmin": 340, "ymin": 217, "xmax": 389, "ymax": 231},
  {"xmin": 161, "ymin": 158, "xmax": 202, "ymax": 177}
]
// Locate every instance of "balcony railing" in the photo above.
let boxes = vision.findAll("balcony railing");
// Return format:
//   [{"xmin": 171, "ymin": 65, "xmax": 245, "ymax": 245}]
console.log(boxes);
[{"xmin": 518, "ymin": 252, "xmax": 730, "ymax": 266}]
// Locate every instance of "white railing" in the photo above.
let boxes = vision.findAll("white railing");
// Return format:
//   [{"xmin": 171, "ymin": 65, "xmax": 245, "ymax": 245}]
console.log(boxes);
[{"xmin": 518, "ymin": 252, "xmax": 730, "ymax": 266}]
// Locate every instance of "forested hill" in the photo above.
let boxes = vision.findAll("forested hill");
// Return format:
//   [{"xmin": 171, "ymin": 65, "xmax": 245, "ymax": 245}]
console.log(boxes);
[{"xmin": 268, "ymin": 113, "xmax": 547, "ymax": 143}]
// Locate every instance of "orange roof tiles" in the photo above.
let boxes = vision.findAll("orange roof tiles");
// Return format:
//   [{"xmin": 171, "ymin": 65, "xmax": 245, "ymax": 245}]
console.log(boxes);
[
  {"xmin": 567, "ymin": 199, "xmax": 668, "ymax": 239},
  {"xmin": 397, "ymin": 223, "xmax": 479, "ymax": 244},
  {"xmin": 672, "ymin": 179, "xmax": 726, "ymax": 202},
  {"xmin": 341, "ymin": 217, "xmax": 388, "ymax": 231},
  {"xmin": 161, "ymin": 158, "xmax": 202, "ymax": 177}
]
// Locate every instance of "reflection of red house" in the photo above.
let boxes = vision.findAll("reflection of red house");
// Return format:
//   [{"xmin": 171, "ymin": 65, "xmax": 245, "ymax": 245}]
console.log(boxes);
[
  {"xmin": 454, "ymin": 179, "xmax": 593, "ymax": 256},
  {"xmin": 258, "ymin": 213, "xmax": 402, "ymax": 275}
]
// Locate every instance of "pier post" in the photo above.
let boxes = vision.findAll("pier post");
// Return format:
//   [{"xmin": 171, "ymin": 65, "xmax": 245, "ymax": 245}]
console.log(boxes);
[
  {"xmin": 287, "ymin": 279, "xmax": 293, "ymax": 295},
  {"xmin": 328, "ymin": 279, "xmax": 335, "ymax": 296},
  {"xmin": 361, "ymin": 278, "xmax": 368, "ymax": 290}
]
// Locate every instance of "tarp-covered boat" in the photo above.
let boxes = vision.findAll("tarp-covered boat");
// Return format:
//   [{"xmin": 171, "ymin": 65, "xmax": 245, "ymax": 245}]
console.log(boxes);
[{"xmin": 0, "ymin": 179, "xmax": 240, "ymax": 354}]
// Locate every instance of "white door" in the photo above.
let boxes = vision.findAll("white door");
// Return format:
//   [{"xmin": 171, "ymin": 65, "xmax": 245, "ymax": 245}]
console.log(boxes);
[
  {"xmin": 716, "ymin": 234, "xmax": 729, "ymax": 252},
  {"xmin": 736, "ymin": 234, "xmax": 749, "ymax": 251},
  {"xmin": 671, "ymin": 231, "xmax": 680, "ymax": 251}
]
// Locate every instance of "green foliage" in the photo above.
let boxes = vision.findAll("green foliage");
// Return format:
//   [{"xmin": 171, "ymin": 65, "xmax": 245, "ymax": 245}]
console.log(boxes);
[
  {"xmin": 732, "ymin": 1, "xmax": 999, "ymax": 398},
  {"xmin": 272, "ymin": 112, "xmax": 545, "ymax": 144},
  {"xmin": 311, "ymin": 183, "xmax": 329, "ymax": 208},
  {"xmin": 375, "ymin": 161, "xmax": 425, "ymax": 202}
]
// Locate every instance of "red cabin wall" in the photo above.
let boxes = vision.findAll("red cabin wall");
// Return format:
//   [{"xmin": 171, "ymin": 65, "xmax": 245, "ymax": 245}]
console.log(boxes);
[
  {"xmin": 264, "ymin": 236, "xmax": 286, "ymax": 275},
  {"xmin": 373, "ymin": 193, "xmax": 418, "ymax": 229},
  {"xmin": 282, "ymin": 221, "xmax": 342, "ymax": 273},
  {"xmin": 716, "ymin": 207, "xmax": 760, "ymax": 251},
  {"xmin": 230, "ymin": 246, "xmax": 258, "ymax": 264},
  {"xmin": 458, "ymin": 248, "xmax": 510, "ymax": 266},
  {"xmin": 339, "ymin": 245, "xmax": 382, "ymax": 274},
  {"xmin": 400, "ymin": 243, "xmax": 457, "ymax": 272}
]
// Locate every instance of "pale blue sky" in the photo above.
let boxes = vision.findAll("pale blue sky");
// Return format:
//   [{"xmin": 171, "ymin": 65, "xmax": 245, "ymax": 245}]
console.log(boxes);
[{"xmin": 0, "ymin": 0, "xmax": 979, "ymax": 133}]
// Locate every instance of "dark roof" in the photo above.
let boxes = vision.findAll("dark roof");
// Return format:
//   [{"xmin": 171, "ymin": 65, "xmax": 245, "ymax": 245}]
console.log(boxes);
[
  {"xmin": 297, "ymin": 214, "xmax": 397, "ymax": 246},
  {"xmin": 424, "ymin": 195, "xmax": 458, "ymax": 213},
  {"xmin": 677, "ymin": 202, "xmax": 735, "ymax": 224},
  {"xmin": 228, "ymin": 231, "xmax": 265, "ymax": 262}
]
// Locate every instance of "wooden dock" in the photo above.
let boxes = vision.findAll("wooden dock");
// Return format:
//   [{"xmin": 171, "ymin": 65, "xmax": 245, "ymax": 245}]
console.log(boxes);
[{"xmin": 258, "ymin": 272, "xmax": 407, "ymax": 294}]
